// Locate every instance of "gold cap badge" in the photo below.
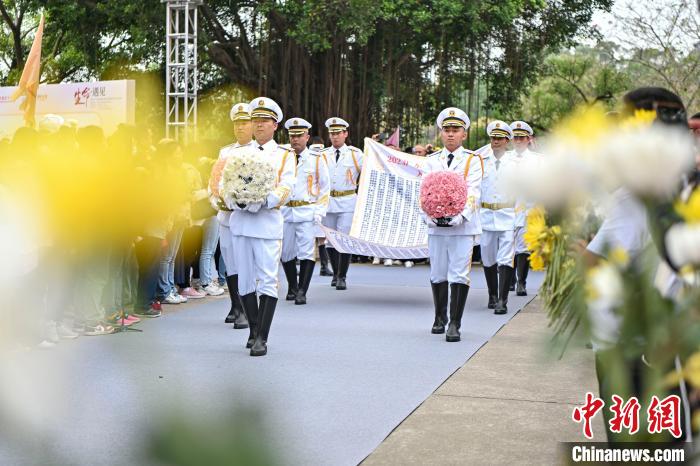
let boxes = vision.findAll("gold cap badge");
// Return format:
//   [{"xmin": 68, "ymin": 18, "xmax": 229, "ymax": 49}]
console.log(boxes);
[{"xmin": 258, "ymin": 99, "xmax": 265, "ymax": 106}]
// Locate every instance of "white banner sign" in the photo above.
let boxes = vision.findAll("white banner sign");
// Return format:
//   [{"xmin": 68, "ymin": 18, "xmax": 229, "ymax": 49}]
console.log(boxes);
[
  {"xmin": 0, "ymin": 80, "xmax": 135, "ymax": 137},
  {"xmin": 323, "ymin": 138, "xmax": 431, "ymax": 258}
]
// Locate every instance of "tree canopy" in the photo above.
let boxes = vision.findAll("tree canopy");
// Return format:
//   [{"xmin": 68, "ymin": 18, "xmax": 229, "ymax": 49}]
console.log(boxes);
[{"xmin": 1, "ymin": 0, "xmax": 613, "ymax": 144}]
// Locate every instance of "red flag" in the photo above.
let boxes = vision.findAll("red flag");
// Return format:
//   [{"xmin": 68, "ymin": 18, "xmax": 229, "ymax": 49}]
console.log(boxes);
[
  {"xmin": 385, "ymin": 127, "xmax": 400, "ymax": 148},
  {"xmin": 10, "ymin": 14, "xmax": 45, "ymax": 128}
]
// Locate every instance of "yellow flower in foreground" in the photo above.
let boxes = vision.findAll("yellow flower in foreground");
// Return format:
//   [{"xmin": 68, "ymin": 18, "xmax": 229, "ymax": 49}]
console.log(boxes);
[
  {"xmin": 608, "ymin": 247, "xmax": 629, "ymax": 267},
  {"xmin": 665, "ymin": 351, "xmax": 700, "ymax": 388},
  {"xmin": 675, "ymin": 189, "xmax": 700, "ymax": 224},
  {"xmin": 524, "ymin": 207, "xmax": 547, "ymax": 251},
  {"xmin": 552, "ymin": 105, "xmax": 609, "ymax": 151},
  {"xmin": 529, "ymin": 252, "xmax": 545, "ymax": 271},
  {"xmin": 620, "ymin": 109, "xmax": 657, "ymax": 130}
]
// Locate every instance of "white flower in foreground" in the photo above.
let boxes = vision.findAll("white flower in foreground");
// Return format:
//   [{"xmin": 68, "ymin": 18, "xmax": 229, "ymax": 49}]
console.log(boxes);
[
  {"xmin": 599, "ymin": 127, "xmax": 694, "ymax": 199},
  {"xmin": 587, "ymin": 262, "xmax": 624, "ymax": 310},
  {"xmin": 221, "ymin": 147, "xmax": 275, "ymax": 205},
  {"xmin": 666, "ymin": 223, "xmax": 700, "ymax": 268},
  {"xmin": 500, "ymin": 148, "xmax": 592, "ymax": 210}
]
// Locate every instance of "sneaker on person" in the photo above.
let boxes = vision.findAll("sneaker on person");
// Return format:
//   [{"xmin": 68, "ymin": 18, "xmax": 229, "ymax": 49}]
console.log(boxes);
[
  {"xmin": 124, "ymin": 314, "xmax": 141, "ymax": 324},
  {"xmin": 201, "ymin": 283, "xmax": 225, "ymax": 296},
  {"xmin": 134, "ymin": 305, "xmax": 162, "ymax": 318},
  {"xmin": 393, "ymin": 260, "xmax": 403, "ymax": 266},
  {"xmin": 163, "ymin": 291, "xmax": 183, "ymax": 304},
  {"xmin": 84, "ymin": 323, "xmax": 115, "ymax": 336},
  {"xmin": 151, "ymin": 301, "xmax": 162, "ymax": 311},
  {"xmin": 57, "ymin": 322, "xmax": 79, "ymax": 339},
  {"xmin": 180, "ymin": 287, "xmax": 206, "ymax": 299},
  {"xmin": 383, "ymin": 259, "xmax": 393, "ymax": 266},
  {"xmin": 372, "ymin": 257, "xmax": 380, "ymax": 265},
  {"xmin": 404, "ymin": 261, "xmax": 415, "ymax": 268}
]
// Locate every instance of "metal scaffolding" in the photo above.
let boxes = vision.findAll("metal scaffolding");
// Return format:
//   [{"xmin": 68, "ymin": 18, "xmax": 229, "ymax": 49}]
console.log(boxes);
[{"xmin": 162, "ymin": 0, "xmax": 202, "ymax": 143}]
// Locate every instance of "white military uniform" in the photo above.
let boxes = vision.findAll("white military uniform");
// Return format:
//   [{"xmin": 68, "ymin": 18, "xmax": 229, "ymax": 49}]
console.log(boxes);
[
  {"xmin": 217, "ymin": 142, "xmax": 252, "ymax": 275},
  {"xmin": 321, "ymin": 117, "xmax": 363, "ymax": 235},
  {"xmin": 281, "ymin": 143, "xmax": 330, "ymax": 261},
  {"xmin": 228, "ymin": 101, "xmax": 296, "ymax": 298},
  {"xmin": 422, "ymin": 146, "xmax": 483, "ymax": 285},
  {"xmin": 479, "ymin": 121, "xmax": 516, "ymax": 268},
  {"xmin": 322, "ymin": 143, "xmax": 363, "ymax": 233},
  {"xmin": 509, "ymin": 121, "xmax": 540, "ymax": 254},
  {"xmin": 214, "ymin": 103, "xmax": 253, "ymax": 276}
]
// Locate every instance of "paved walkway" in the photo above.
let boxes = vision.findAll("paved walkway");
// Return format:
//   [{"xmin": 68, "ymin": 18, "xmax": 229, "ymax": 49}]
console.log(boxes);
[{"xmin": 363, "ymin": 297, "xmax": 605, "ymax": 465}]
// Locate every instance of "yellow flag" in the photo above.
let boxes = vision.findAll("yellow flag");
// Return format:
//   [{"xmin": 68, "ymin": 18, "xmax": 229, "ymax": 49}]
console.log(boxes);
[{"xmin": 10, "ymin": 14, "xmax": 45, "ymax": 127}]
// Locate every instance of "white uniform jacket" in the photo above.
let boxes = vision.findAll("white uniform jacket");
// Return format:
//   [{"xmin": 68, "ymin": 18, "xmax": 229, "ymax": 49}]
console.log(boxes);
[
  {"xmin": 322, "ymin": 144, "xmax": 363, "ymax": 213},
  {"xmin": 229, "ymin": 139, "xmax": 296, "ymax": 240},
  {"xmin": 479, "ymin": 147, "xmax": 516, "ymax": 232},
  {"xmin": 281, "ymin": 148, "xmax": 331, "ymax": 223},
  {"xmin": 421, "ymin": 146, "xmax": 483, "ymax": 236}
]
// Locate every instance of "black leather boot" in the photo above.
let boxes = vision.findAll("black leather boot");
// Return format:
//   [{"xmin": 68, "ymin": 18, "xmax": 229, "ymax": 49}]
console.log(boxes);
[
  {"xmin": 250, "ymin": 294, "xmax": 278, "ymax": 356},
  {"xmin": 295, "ymin": 260, "xmax": 315, "ymax": 305},
  {"xmin": 240, "ymin": 292, "xmax": 259, "ymax": 348},
  {"xmin": 225, "ymin": 275, "xmax": 248, "ymax": 329},
  {"xmin": 281, "ymin": 260, "xmax": 299, "ymax": 300},
  {"xmin": 495, "ymin": 265, "xmax": 513, "ymax": 315},
  {"xmin": 430, "ymin": 281, "xmax": 448, "ymax": 334},
  {"xmin": 318, "ymin": 244, "xmax": 333, "ymax": 276},
  {"xmin": 328, "ymin": 247, "xmax": 339, "ymax": 286},
  {"xmin": 509, "ymin": 266, "xmax": 516, "ymax": 291},
  {"xmin": 516, "ymin": 253, "xmax": 529, "ymax": 296},
  {"xmin": 446, "ymin": 283, "xmax": 469, "ymax": 342},
  {"xmin": 336, "ymin": 253, "xmax": 350, "ymax": 290},
  {"xmin": 484, "ymin": 265, "xmax": 498, "ymax": 309}
]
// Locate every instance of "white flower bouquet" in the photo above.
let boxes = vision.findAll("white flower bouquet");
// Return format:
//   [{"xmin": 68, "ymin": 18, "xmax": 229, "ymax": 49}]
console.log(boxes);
[{"xmin": 220, "ymin": 147, "xmax": 275, "ymax": 208}]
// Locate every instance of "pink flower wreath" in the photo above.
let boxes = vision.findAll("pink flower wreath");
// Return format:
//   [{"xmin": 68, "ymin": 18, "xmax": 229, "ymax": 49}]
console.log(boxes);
[{"xmin": 419, "ymin": 171, "xmax": 468, "ymax": 219}]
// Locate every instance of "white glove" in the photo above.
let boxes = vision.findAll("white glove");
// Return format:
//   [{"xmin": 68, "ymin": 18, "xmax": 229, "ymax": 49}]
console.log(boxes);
[
  {"xmin": 266, "ymin": 192, "xmax": 281, "ymax": 209},
  {"xmin": 246, "ymin": 202, "xmax": 263, "ymax": 213},
  {"xmin": 420, "ymin": 212, "xmax": 436, "ymax": 227},
  {"xmin": 448, "ymin": 215, "xmax": 464, "ymax": 226},
  {"xmin": 314, "ymin": 214, "xmax": 323, "ymax": 225}
]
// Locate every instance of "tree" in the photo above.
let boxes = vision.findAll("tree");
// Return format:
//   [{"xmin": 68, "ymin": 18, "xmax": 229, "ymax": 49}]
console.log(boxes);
[
  {"xmin": 612, "ymin": 0, "xmax": 700, "ymax": 110},
  {"xmin": 520, "ymin": 45, "xmax": 631, "ymax": 131}
]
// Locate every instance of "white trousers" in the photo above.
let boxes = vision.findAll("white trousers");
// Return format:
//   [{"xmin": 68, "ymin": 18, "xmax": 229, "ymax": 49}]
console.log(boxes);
[
  {"xmin": 322, "ymin": 212, "xmax": 353, "ymax": 237},
  {"xmin": 428, "ymin": 235, "xmax": 475, "ymax": 285},
  {"xmin": 480, "ymin": 230, "xmax": 515, "ymax": 267},
  {"xmin": 232, "ymin": 235, "xmax": 282, "ymax": 297},
  {"xmin": 281, "ymin": 221, "xmax": 316, "ymax": 262},
  {"xmin": 219, "ymin": 224, "xmax": 237, "ymax": 275},
  {"xmin": 514, "ymin": 226, "xmax": 528, "ymax": 254}
]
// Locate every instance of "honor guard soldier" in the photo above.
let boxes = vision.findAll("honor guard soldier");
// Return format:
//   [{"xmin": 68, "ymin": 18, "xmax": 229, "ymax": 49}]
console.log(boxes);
[
  {"xmin": 509, "ymin": 120, "xmax": 539, "ymax": 296},
  {"xmin": 321, "ymin": 117, "xmax": 363, "ymax": 290},
  {"xmin": 480, "ymin": 121, "xmax": 516, "ymax": 315},
  {"xmin": 229, "ymin": 97, "xmax": 296, "ymax": 357},
  {"xmin": 421, "ymin": 107, "xmax": 483, "ymax": 342},
  {"xmin": 280, "ymin": 118, "xmax": 331, "ymax": 305},
  {"xmin": 218, "ymin": 103, "xmax": 253, "ymax": 329}
]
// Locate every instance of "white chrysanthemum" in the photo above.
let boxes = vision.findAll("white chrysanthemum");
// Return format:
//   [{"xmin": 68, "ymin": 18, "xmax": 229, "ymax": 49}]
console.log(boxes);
[
  {"xmin": 666, "ymin": 223, "xmax": 700, "ymax": 268},
  {"xmin": 500, "ymin": 148, "xmax": 591, "ymax": 210},
  {"xmin": 598, "ymin": 127, "xmax": 694, "ymax": 198},
  {"xmin": 221, "ymin": 147, "xmax": 275, "ymax": 205}
]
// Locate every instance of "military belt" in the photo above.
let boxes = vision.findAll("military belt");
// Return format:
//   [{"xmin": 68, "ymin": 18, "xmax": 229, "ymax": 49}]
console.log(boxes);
[
  {"xmin": 330, "ymin": 189, "xmax": 356, "ymax": 197},
  {"xmin": 481, "ymin": 202, "xmax": 514, "ymax": 210},
  {"xmin": 286, "ymin": 200, "xmax": 315, "ymax": 208}
]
